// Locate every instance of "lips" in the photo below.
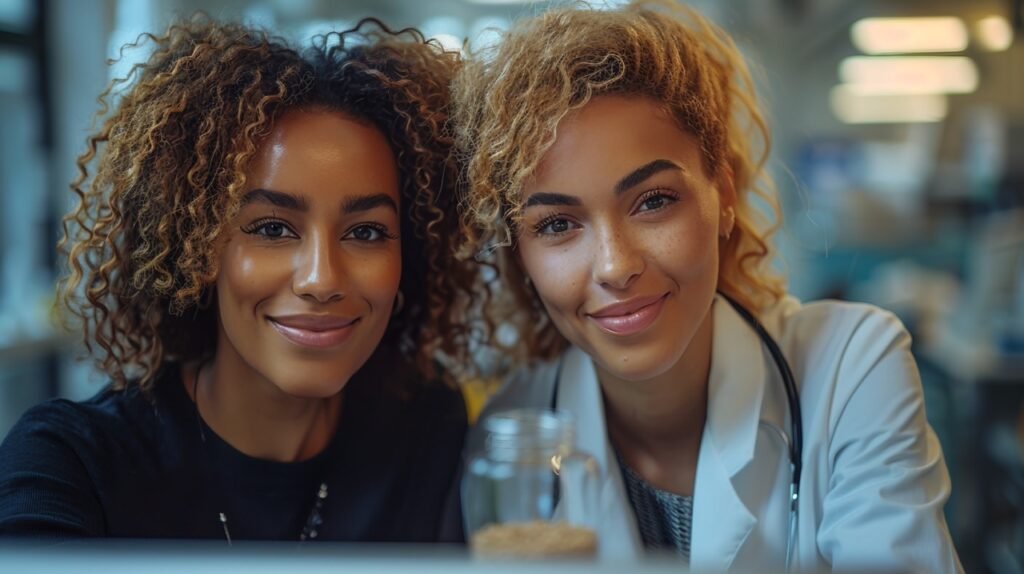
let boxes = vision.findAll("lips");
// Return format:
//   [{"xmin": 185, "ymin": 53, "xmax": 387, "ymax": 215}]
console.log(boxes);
[
  {"xmin": 587, "ymin": 293, "xmax": 669, "ymax": 337},
  {"xmin": 267, "ymin": 314, "xmax": 360, "ymax": 348}
]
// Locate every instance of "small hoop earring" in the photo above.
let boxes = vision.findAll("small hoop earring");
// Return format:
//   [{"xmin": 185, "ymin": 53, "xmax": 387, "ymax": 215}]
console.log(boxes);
[{"xmin": 392, "ymin": 290, "xmax": 405, "ymax": 316}]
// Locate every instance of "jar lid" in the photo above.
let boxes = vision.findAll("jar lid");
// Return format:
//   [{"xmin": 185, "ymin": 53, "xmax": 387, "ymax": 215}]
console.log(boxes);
[{"xmin": 483, "ymin": 408, "xmax": 576, "ymax": 455}]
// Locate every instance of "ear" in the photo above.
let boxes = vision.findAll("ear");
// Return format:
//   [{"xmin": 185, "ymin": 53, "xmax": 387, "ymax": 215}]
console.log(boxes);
[
  {"xmin": 717, "ymin": 163, "xmax": 737, "ymax": 211},
  {"xmin": 717, "ymin": 165, "xmax": 737, "ymax": 239}
]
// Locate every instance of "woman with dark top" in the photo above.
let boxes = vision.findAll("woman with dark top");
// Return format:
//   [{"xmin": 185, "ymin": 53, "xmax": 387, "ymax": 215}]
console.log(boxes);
[{"xmin": 0, "ymin": 19, "xmax": 476, "ymax": 542}]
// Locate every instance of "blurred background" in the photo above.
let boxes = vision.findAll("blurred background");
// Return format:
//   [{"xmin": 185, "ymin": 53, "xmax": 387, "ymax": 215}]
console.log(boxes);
[{"xmin": 0, "ymin": 0, "xmax": 1021, "ymax": 570}]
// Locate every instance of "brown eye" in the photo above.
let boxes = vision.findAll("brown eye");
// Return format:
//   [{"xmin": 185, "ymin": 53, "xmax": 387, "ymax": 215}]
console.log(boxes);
[
  {"xmin": 352, "ymin": 226, "xmax": 379, "ymax": 241},
  {"xmin": 549, "ymin": 219, "xmax": 570, "ymax": 233},
  {"xmin": 635, "ymin": 190, "xmax": 679, "ymax": 214},
  {"xmin": 259, "ymin": 222, "xmax": 286, "ymax": 237},
  {"xmin": 642, "ymin": 196, "xmax": 665, "ymax": 211},
  {"xmin": 241, "ymin": 219, "xmax": 297, "ymax": 240},
  {"xmin": 536, "ymin": 217, "xmax": 577, "ymax": 236},
  {"xmin": 343, "ymin": 223, "xmax": 395, "ymax": 242}
]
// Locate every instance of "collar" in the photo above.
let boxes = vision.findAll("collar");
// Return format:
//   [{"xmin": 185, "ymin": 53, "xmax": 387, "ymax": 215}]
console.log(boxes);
[
  {"xmin": 704, "ymin": 294, "xmax": 769, "ymax": 476},
  {"xmin": 688, "ymin": 295, "xmax": 772, "ymax": 570}
]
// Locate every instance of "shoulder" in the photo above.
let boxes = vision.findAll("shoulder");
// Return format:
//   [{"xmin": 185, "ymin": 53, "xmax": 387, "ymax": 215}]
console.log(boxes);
[
  {"xmin": 0, "ymin": 385, "xmax": 155, "ymax": 537},
  {"xmin": 768, "ymin": 297, "xmax": 925, "ymax": 437},
  {"xmin": 767, "ymin": 296, "xmax": 913, "ymax": 381},
  {"xmin": 3, "ymin": 387, "xmax": 138, "ymax": 451},
  {"xmin": 1, "ymin": 364, "xmax": 187, "ymax": 479},
  {"xmin": 767, "ymin": 296, "xmax": 908, "ymax": 347},
  {"xmin": 0, "ymin": 395, "xmax": 107, "ymax": 489}
]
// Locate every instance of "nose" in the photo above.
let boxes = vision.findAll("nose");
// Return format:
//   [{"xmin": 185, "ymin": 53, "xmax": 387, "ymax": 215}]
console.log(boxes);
[
  {"xmin": 293, "ymin": 231, "xmax": 345, "ymax": 304},
  {"xmin": 591, "ymin": 223, "xmax": 644, "ymax": 290}
]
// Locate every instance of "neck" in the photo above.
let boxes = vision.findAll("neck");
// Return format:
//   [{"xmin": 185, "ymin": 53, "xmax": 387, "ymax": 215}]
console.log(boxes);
[
  {"xmin": 187, "ymin": 352, "xmax": 342, "ymax": 463},
  {"xmin": 597, "ymin": 301, "xmax": 715, "ymax": 494}
]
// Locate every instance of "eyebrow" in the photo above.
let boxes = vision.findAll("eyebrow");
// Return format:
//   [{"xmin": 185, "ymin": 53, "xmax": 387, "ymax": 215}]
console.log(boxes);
[
  {"xmin": 613, "ymin": 159, "xmax": 685, "ymax": 195},
  {"xmin": 241, "ymin": 189, "xmax": 308, "ymax": 211},
  {"xmin": 342, "ymin": 193, "xmax": 399, "ymax": 214},
  {"xmin": 522, "ymin": 159, "xmax": 686, "ymax": 209},
  {"xmin": 240, "ymin": 189, "xmax": 398, "ymax": 214},
  {"xmin": 523, "ymin": 192, "xmax": 583, "ymax": 208}
]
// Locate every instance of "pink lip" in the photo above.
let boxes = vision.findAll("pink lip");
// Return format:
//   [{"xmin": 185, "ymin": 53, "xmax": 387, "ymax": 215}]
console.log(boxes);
[
  {"xmin": 587, "ymin": 294, "xmax": 668, "ymax": 336},
  {"xmin": 268, "ymin": 314, "xmax": 359, "ymax": 348}
]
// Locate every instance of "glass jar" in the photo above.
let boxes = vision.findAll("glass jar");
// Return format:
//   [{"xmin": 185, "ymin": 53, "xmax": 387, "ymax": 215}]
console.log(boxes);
[{"xmin": 463, "ymin": 408, "xmax": 601, "ymax": 558}]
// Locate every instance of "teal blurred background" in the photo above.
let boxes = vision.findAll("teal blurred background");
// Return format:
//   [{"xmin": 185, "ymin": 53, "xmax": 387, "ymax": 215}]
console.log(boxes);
[{"xmin": 0, "ymin": 0, "xmax": 1021, "ymax": 571}]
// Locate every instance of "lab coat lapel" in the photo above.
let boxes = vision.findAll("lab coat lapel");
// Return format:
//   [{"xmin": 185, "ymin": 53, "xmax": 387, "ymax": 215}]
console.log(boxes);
[
  {"xmin": 556, "ymin": 347, "xmax": 644, "ymax": 559},
  {"xmin": 690, "ymin": 296, "xmax": 769, "ymax": 571}
]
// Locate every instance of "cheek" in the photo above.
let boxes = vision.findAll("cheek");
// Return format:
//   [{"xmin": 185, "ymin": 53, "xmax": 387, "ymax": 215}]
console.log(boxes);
[
  {"xmin": 349, "ymin": 249, "xmax": 402, "ymax": 302},
  {"xmin": 648, "ymin": 210, "xmax": 720, "ymax": 278},
  {"xmin": 217, "ymin": 243, "xmax": 284, "ymax": 311},
  {"xmin": 226, "ymin": 253, "xmax": 258, "ymax": 288},
  {"xmin": 518, "ymin": 242, "xmax": 587, "ymax": 312}
]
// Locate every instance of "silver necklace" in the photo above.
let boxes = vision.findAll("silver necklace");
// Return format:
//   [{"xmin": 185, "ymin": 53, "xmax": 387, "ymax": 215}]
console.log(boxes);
[
  {"xmin": 216, "ymin": 483, "xmax": 328, "ymax": 544},
  {"xmin": 192, "ymin": 362, "xmax": 330, "ymax": 544}
]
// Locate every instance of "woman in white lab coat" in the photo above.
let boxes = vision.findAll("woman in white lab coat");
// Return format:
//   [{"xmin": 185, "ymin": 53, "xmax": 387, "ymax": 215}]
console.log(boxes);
[{"xmin": 452, "ymin": 1, "xmax": 962, "ymax": 571}]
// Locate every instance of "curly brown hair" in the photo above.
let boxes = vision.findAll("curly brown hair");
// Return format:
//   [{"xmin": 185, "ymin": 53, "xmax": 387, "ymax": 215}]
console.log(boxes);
[
  {"xmin": 59, "ymin": 17, "xmax": 478, "ymax": 391},
  {"xmin": 453, "ymin": 0, "xmax": 787, "ymax": 365}
]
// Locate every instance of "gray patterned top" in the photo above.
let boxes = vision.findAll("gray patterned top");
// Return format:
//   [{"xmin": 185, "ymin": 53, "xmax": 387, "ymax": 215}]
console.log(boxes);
[{"xmin": 618, "ymin": 457, "xmax": 694, "ymax": 560}]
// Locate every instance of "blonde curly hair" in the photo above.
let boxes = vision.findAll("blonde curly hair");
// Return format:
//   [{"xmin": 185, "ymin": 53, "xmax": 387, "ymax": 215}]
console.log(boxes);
[
  {"xmin": 59, "ymin": 18, "xmax": 478, "ymax": 390},
  {"xmin": 453, "ymin": 0, "xmax": 786, "ymax": 364}
]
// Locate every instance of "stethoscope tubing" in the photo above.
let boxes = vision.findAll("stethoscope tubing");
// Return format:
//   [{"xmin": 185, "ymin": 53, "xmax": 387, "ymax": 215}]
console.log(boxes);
[{"xmin": 718, "ymin": 292, "xmax": 804, "ymax": 488}]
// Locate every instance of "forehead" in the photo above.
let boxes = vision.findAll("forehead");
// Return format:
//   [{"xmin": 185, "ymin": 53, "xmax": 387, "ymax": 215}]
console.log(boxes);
[
  {"xmin": 527, "ymin": 95, "xmax": 708, "ymax": 196},
  {"xmin": 245, "ymin": 109, "xmax": 400, "ymax": 202}
]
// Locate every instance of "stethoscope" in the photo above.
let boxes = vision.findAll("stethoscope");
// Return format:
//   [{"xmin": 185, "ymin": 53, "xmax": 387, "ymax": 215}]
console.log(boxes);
[{"xmin": 549, "ymin": 292, "xmax": 803, "ymax": 569}]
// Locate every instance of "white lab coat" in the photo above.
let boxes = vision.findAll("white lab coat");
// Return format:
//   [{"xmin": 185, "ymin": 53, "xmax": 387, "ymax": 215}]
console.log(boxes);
[{"xmin": 471, "ymin": 295, "xmax": 963, "ymax": 572}]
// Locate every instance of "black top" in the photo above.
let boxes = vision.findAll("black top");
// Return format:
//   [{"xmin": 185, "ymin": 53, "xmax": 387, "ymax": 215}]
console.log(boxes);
[{"xmin": 0, "ymin": 349, "xmax": 467, "ymax": 542}]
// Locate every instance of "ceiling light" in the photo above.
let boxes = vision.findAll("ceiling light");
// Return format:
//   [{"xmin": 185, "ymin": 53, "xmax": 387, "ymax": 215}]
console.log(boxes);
[
  {"xmin": 852, "ymin": 17, "xmax": 968, "ymax": 54},
  {"xmin": 831, "ymin": 85, "xmax": 948, "ymax": 124},
  {"xmin": 975, "ymin": 16, "xmax": 1014, "ymax": 51},
  {"xmin": 839, "ymin": 56, "xmax": 978, "ymax": 95}
]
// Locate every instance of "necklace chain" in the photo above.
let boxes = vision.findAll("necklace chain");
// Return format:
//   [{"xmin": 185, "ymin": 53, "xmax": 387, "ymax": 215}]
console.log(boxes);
[{"xmin": 192, "ymin": 360, "xmax": 330, "ymax": 544}]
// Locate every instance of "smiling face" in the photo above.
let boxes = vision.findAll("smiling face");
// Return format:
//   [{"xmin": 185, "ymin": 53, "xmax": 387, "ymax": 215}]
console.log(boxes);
[
  {"xmin": 516, "ymin": 95, "xmax": 734, "ymax": 383},
  {"xmin": 214, "ymin": 109, "xmax": 401, "ymax": 399}
]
